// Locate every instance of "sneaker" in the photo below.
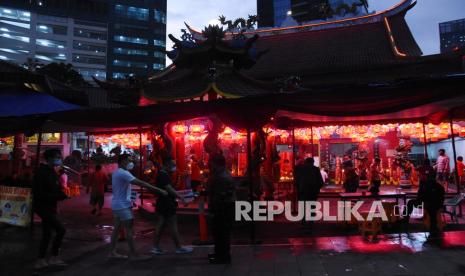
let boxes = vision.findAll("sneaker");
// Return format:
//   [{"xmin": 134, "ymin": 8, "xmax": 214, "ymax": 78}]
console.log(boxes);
[
  {"xmin": 175, "ymin": 246, "xmax": 193, "ymax": 254},
  {"xmin": 48, "ymin": 256, "xmax": 67, "ymax": 266},
  {"xmin": 149, "ymin": 247, "xmax": 165, "ymax": 255},
  {"xmin": 34, "ymin": 259, "xmax": 49, "ymax": 270}
]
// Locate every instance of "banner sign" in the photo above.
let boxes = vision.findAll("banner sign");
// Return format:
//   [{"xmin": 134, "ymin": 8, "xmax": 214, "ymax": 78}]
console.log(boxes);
[{"xmin": 0, "ymin": 185, "xmax": 32, "ymax": 227}]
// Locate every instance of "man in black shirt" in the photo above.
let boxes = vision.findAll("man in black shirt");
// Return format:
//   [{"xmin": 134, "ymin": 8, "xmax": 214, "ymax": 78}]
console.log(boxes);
[
  {"xmin": 33, "ymin": 148, "xmax": 68, "ymax": 269},
  {"xmin": 150, "ymin": 158, "xmax": 192, "ymax": 255},
  {"xmin": 208, "ymin": 154, "xmax": 236, "ymax": 264},
  {"xmin": 402, "ymin": 170, "xmax": 445, "ymax": 235}
]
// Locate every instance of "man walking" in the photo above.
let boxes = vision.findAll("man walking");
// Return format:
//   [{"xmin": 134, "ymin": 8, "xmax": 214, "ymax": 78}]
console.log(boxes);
[
  {"xmin": 208, "ymin": 154, "xmax": 236, "ymax": 264},
  {"xmin": 109, "ymin": 154, "xmax": 167, "ymax": 260},
  {"xmin": 33, "ymin": 148, "xmax": 68, "ymax": 269},
  {"xmin": 150, "ymin": 158, "xmax": 193, "ymax": 255}
]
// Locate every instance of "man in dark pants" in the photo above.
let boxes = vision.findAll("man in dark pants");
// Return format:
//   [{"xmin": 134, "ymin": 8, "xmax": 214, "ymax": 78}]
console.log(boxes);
[
  {"xmin": 295, "ymin": 157, "xmax": 324, "ymax": 224},
  {"xmin": 402, "ymin": 169, "xmax": 445, "ymax": 235},
  {"xmin": 208, "ymin": 154, "xmax": 236, "ymax": 264},
  {"xmin": 33, "ymin": 148, "xmax": 68, "ymax": 269}
]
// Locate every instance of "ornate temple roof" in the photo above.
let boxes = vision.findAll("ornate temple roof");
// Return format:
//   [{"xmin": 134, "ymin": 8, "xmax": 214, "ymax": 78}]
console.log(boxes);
[
  {"xmin": 186, "ymin": 0, "xmax": 424, "ymax": 84},
  {"xmin": 96, "ymin": 0, "xmax": 464, "ymax": 105}
]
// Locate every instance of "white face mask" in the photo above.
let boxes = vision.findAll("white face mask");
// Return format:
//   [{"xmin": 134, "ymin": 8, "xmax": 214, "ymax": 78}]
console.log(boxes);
[{"xmin": 126, "ymin": 162, "xmax": 135, "ymax": 170}]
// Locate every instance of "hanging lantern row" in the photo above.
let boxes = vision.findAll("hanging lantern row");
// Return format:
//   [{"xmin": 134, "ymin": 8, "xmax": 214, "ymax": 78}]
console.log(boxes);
[
  {"xmin": 398, "ymin": 123, "xmax": 465, "ymax": 141},
  {"xmin": 264, "ymin": 122, "xmax": 465, "ymax": 143},
  {"xmin": 94, "ymin": 133, "xmax": 150, "ymax": 149},
  {"xmin": 171, "ymin": 123, "xmax": 247, "ymax": 142}
]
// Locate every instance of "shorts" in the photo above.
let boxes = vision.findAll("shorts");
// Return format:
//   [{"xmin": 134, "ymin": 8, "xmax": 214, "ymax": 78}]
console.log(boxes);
[
  {"xmin": 90, "ymin": 194, "xmax": 104, "ymax": 207},
  {"xmin": 112, "ymin": 208, "xmax": 133, "ymax": 221}
]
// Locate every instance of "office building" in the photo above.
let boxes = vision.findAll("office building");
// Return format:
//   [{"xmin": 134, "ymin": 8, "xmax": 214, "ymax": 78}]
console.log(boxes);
[
  {"xmin": 0, "ymin": 0, "xmax": 166, "ymax": 82},
  {"xmin": 440, "ymin": 18, "xmax": 465, "ymax": 53},
  {"xmin": 108, "ymin": 0, "xmax": 166, "ymax": 79},
  {"xmin": 258, "ymin": 0, "xmax": 367, "ymax": 28}
]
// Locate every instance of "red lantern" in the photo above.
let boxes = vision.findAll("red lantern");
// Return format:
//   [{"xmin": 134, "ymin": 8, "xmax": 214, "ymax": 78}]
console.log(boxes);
[{"xmin": 173, "ymin": 124, "xmax": 188, "ymax": 135}]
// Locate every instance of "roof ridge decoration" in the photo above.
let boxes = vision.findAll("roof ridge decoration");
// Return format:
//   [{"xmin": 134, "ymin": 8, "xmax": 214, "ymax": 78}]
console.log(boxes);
[
  {"xmin": 166, "ymin": 24, "xmax": 268, "ymax": 70},
  {"xmin": 185, "ymin": 0, "xmax": 416, "ymax": 40}
]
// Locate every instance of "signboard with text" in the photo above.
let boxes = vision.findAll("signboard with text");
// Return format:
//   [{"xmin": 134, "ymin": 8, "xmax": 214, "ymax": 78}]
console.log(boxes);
[{"xmin": 0, "ymin": 185, "xmax": 32, "ymax": 227}]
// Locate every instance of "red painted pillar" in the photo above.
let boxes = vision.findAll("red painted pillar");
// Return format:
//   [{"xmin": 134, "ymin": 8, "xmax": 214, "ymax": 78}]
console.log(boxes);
[{"xmin": 176, "ymin": 137, "xmax": 186, "ymax": 189}]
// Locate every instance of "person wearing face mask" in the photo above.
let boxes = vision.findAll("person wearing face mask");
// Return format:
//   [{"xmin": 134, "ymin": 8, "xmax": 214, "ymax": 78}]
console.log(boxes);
[
  {"xmin": 109, "ymin": 154, "xmax": 168, "ymax": 260},
  {"xmin": 150, "ymin": 158, "xmax": 193, "ymax": 255},
  {"xmin": 33, "ymin": 148, "xmax": 69, "ymax": 270}
]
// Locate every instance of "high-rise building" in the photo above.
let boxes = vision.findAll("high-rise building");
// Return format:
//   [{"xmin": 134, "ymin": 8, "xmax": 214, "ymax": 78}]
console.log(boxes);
[
  {"xmin": 0, "ymin": 0, "xmax": 166, "ymax": 82},
  {"xmin": 439, "ymin": 18, "xmax": 465, "ymax": 53},
  {"xmin": 107, "ymin": 0, "xmax": 166, "ymax": 79},
  {"xmin": 257, "ymin": 0, "xmax": 291, "ymax": 28},
  {"xmin": 291, "ymin": 0, "xmax": 329, "ymax": 23},
  {"xmin": 257, "ymin": 0, "xmax": 367, "ymax": 28}
]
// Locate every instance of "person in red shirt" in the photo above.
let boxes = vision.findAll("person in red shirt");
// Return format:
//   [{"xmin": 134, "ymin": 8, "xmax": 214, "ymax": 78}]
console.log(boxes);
[
  {"xmin": 457, "ymin": 156, "xmax": 465, "ymax": 190},
  {"xmin": 87, "ymin": 164, "xmax": 108, "ymax": 215}
]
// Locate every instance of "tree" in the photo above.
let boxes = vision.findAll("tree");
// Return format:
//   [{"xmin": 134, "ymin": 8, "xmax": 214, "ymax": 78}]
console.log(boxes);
[{"xmin": 36, "ymin": 62, "xmax": 88, "ymax": 87}]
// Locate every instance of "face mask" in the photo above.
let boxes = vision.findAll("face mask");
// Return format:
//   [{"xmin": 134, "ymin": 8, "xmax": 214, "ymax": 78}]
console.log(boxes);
[
  {"xmin": 171, "ymin": 166, "xmax": 177, "ymax": 172},
  {"xmin": 52, "ymin": 159, "xmax": 62, "ymax": 166},
  {"xmin": 126, "ymin": 162, "xmax": 135, "ymax": 170}
]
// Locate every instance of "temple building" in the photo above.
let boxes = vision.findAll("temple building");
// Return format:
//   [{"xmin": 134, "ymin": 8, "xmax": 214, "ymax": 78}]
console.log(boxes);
[{"xmin": 87, "ymin": 0, "xmax": 465, "ymax": 190}]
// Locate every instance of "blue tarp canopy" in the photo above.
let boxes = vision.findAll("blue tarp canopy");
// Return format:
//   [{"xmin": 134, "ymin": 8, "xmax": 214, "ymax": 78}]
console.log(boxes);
[{"xmin": 0, "ymin": 88, "xmax": 81, "ymax": 117}]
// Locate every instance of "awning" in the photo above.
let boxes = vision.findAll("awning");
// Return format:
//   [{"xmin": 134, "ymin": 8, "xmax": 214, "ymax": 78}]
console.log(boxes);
[
  {"xmin": 0, "ymin": 88, "xmax": 82, "ymax": 117},
  {"xmin": 0, "ymin": 75, "xmax": 464, "ymax": 135}
]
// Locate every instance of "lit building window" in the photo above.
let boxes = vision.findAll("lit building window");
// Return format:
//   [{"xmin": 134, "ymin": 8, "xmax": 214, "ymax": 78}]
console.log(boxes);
[
  {"xmin": 154, "ymin": 51, "xmax": 165, "ymax": 58},
  {"xmin": 73, "ymin": 40, "xmax": 106, "ymax": 53},
  {"xmin": 114, "ymin": 35, "xmax": 148, "ymax": 45},
  {"xmin": 115, "ymin": 4, "xmax": 149, "ymax": 21},
  {"xmin": 114, "ymin": 48, "xmax": 148, "ymax": 56},
  {"xmin": 36, "ymin": 38, "xmax": 66, "ymax": 49},
  {"xmin": 113, "ymin": 59, "xmax": 147, "ymax": 68},
  {"xmin": 35, "ymin": 51, "xmax": 66, "ymax": 62},
  {"xmin": 154, "ymin": 9, "xmax": 166, "ymax": 24},
  {"xmin": 0, "ymin": 7, "xmax": 31, "ymax": 22},
  {"xmin": 153, "ymin": 63, "xmax": 164, "ymax": 70},
  {"xmin": 73, "ymin": 54, "xmax": 106, "ymax": 65},
  {"xmin": 0, "ymin": 19, "xmax": 30, "ymax": 29},
  {"xmin": 112, "ymin": 72, "xmax": 127, "ymax": 79},
  {"xmin": 74, "ymin": 28, "xmax": 107, "ymax": 40},
  {"xmin": 154, "ymin": 39, "xmax": 165, "ymax": 47},
  {"xmin": 36, "ymin": 23, "xmax": 67, "ymax": 35},
  {"xmin": 0, "ymin": 32, "xmax": 30, "ymax": 43}
]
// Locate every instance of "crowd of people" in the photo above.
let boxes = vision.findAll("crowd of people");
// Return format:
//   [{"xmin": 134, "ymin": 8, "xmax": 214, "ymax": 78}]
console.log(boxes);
[
  {"xmin": 7, "ymin": 144, "xmax": 462, "ymax": 270},
  {"xmin": 31, "ymin": 148, "xmax": 236, "ymax": 270},
  {"xmin": 339, "ymin": 149, "xmax": 464, "ymax": 193}
]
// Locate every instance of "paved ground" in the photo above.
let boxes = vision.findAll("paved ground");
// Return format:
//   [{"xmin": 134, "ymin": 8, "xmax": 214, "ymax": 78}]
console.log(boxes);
[{"xmin": 2, "ymin": 192, "xmax": 465, "ymax": 276}]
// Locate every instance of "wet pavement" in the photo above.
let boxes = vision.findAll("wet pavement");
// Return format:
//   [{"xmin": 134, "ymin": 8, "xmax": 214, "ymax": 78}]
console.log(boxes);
[{"xmin": 2, "ymin": 192, "xmax": 465, "ymax": 275}]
